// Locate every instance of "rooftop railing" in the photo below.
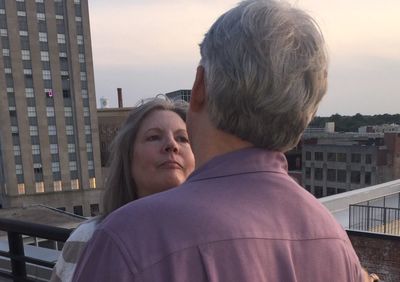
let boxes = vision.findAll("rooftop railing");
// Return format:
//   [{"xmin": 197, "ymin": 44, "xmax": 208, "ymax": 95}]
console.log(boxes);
[
  {"xmin": 349, "ymin": 192, "xmax": 400, "ymax": 235},
  {"xmin": 0, "ymin": 217, "xmax": 72, "ymax": 282}
]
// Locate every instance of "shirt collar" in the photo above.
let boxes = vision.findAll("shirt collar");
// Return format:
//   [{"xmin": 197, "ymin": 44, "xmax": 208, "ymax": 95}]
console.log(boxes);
[{"xmin": 187, "ymin": 147, "xmax": 288, "ymax": 183}]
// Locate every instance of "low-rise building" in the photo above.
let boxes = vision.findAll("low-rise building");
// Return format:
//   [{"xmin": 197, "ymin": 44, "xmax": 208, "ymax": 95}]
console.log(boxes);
[{"xmin": 302, "ymin": 132, "xmax": 400, "ymax": 197}]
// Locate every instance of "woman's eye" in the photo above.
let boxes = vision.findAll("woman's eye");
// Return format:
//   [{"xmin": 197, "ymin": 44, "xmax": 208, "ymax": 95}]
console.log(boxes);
[
  {"xmin": 146, "ymin": 135, "xmax": 160, "ymax": 141},
  {"xmin": 177, "ymin": 136, "xmax": 189, "ymax": 143}
]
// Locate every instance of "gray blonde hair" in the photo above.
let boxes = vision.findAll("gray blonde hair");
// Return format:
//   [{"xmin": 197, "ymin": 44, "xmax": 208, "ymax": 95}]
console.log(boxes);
[
  {"xmin": 200, "ymin": 0, "xmax": 328, "ymax": 152},
  {"xmin": 102, "ymin": 98, "xmax": 188, "ymax": 216}
]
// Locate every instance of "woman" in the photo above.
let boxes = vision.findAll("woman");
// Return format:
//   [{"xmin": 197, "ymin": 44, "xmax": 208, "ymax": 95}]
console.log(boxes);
[{"xmin": 51, "ymin": 97, "xmax": 195, "ymax": 281}]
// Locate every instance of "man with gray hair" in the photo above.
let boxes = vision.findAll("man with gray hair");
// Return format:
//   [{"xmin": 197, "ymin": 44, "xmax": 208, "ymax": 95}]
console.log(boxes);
[{"xmin": 73, "ymin": 0, "xmax": 365, "ymax": 281}]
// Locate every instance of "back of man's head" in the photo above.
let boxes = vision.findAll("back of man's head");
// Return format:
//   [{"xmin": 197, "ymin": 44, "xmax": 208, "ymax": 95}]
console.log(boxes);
[{"xmin": 199, "ymin": 0, "xmax": 328, "ymax": 152}]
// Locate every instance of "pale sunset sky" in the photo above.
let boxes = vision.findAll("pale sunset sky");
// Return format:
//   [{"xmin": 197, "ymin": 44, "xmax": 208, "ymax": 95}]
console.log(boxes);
[{"xmin": 88, "ymin": 0, "xmax": 400, "ymax": 116}]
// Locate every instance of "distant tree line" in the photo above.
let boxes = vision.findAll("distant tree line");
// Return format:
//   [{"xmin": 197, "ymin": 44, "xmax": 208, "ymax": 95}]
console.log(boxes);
[{"xmin": 309, "ymin": 113, "xmax": 400, "ymax": 132}]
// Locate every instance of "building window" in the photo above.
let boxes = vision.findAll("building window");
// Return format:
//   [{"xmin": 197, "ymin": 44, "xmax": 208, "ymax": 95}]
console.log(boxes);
[
  {"xmin": 337, "ymin": 170, "xmax": 347, "ymax": 183},
  {"xmin": 46, "ymin": 106, "xmax": 55, "ymax": 117},
  {"xmin": 305, "ymin": 151, "xmax": 311, "ymax": 161},
  {"xmin": 365, "ymin": 154, "xmax": 372, "ymax": 164},
  {"xmin": 21, "ymin": 50, "xmax": 30, "ymax": 60},
  {"xmin": 69, "ymin": 161, "xmax": 77, "ymax": 171},
  {"xmin": 351, "ymin": 153, "xmax": 361, "ymax": 163},
  {"xmin": 327, "ymin": 187, "xmax": 336, "ymax": 196},
  {"xmin": 60, "ymin": 71, "xmax": 69, "ymax": 78},
  {"xmin": 13, "ymin": 145, "xmax": 21, "ymax": 156},
  {"xmin": 66, "ymin": 125, "xmax": 74, "ymax": 135},
  {"xmin": 39, "ymin": 32, "xmax": 47, "ymax": 42},
  {"xmin": 71, "ymin": 179, "xmax": 79, "ymax": 190},
  {"xmin": 35, "ymin": 182, "xmax": 45, "ymax": 193},
  {"xmin": 25, "ymin": 88, "xmax": 34, "ymax": 97},
  {"xmin": 365, "ymin": 172, "xmax": 371, "ymax": 185},
  {"xmin": 48, "ymin": 125, "xmax": 57, "ymax": 136},
  {"xmin": 50, "ymin": 144, "xmax": 58, "ymax": 154},
  {"xmin": 30, "ymin": 126, "xmax": 38, "ymax": 136},
  {"xmin": 42, "ymin": 70, "xmax": 51, "ymax": 80},
  {"xmin": 328, "ymin": 153, "xmax": 336, "ymax": 162},
  {"xmin": 314, "ymin": 152, "xmax": 323, "ymax": 161},
  {"xmin": 34, "ymin": 163, "xmax": 43, "ymax": 174},
  {"xmin": 305, "ymin": 167, "xmax": 311, "ymax": 179},
  {"xmin": 7, "ymin": 88, "xmax": 14, "ymax": 93},
  {"xmin": 37, "ymin": 13, "xmax": 45, "ymax": 20},
  {"xmin": 0, "ymin": 29, "xmax": 7, "ymax": 36},
  {"xmin": 90, "ymin": 204, "xmax": 99, "ymax": 216},
  {"xmin": 86, "ymin": 143, "xmax": 92, "ymax": 152},
  {"xmin": 78, "ymin": 53, "xmax": 85, "ymax": 63},
  {"xmin": 19, "ymin": 30, "xmax": 28, "ymax": 36},
  {"xmin": 89, "ymin": 177, "xmax": 96, "ymax": 189},
  {"xmin": 68, "ymin": 144, "xmax": 75, "ymax": 153},
  {"xmin": 27, "ymin": 107, "xmax": 37, "ymax": 117},
  {"xmin": 337, "ymin": 153, "xmax": 347, "ymax": 162},
  {"xmin": 11, "ymin": 126, "xmax": 19, "ymax": 135},
  {"xmin": 84, "ymin": 125, "xmax": 91, "ymax": 135},
  {"xmin": 83, "ymin": 107, "xmax": 89, "ymax": 117},
  {"xmin": 88, "ymin": 160, "xmax": 94, "ymax": 170},
  {"xmin": 57, "ymin": 34, "xmax": 66, "ymax": 44},
  {"xmin": 40, "ymin": 51, "xmax": 49, "ymax": 61},
  {"xmin": 64, "ymin": 107, "xmax": 72, "ymax": 117},
  {"xmin": 52, "ymin": 162, "xmax": 60, "ymax": 172},
  {"xmin": 16, "ymin": 164, "xmax": 23, "ymax": 175},
  {"xmin": 77, "ymin": 35, "xmax": 83, "ymax": 44},
  {"xmin": 54, "ymin": 180, "xmax": 62, "ymax": 192},
  {"xmin": 337, "ymin": 188, "xmax": 347, "ymax": 194},
  {"xmin": 18, "ymin": 183, "xmax": 25, "ymax": 195},
  {"xmin": 32, "ymin": 145, "xmax": 40, "ymax": 155},
  {"xmin": 2, "ymin": 48, "xmax": 10, "ymax": 56},
  {"xmin": 73, "ymin": 205, "xmax": 83, "ymax": 216},
  {"xmin": 314, "ymin": 168, "xmax": 323, "ymax": 181},
  {"xmin": 23, "ymin": 69, "xmax": 32, "ymax": 75},
  {"xmin": 351, "ymin": 171, "xmax": 361, "ymax": 184},
  {"xmin": 17, "ymin": 11, "xmax": 26, "ymax": 17},
  {"xmin": 327, "ymin": 169, "xmax": 336, "ymax": 182},
  {"xmin": 81, "ymin": 89, "xmax": 88, "ymax": 98},
  {"xmin": 80, "ymin": 72, "xmax": 87, "ymax": 81},
  {"xmin": 314, "ymin": 186, "xmax": 323, "ymax": 198}
]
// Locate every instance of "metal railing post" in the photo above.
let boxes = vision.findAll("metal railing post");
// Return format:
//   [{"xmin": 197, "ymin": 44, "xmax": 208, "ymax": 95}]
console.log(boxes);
[
  {"xmin": 383, "ymin": 208, "xmax": 387, "ymax": 234},
  {"xmin": 8, "ymin": 231, "xmax": 27, "ymax": 281}
]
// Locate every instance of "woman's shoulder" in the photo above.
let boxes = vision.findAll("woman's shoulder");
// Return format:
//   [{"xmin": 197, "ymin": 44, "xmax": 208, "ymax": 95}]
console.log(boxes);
[{"xmin": 67, "ymin": 217, "xmax": 101, "ymax": 243}]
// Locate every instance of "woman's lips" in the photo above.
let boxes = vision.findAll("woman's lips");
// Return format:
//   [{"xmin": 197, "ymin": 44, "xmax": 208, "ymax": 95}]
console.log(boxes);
[{"xmin": 159, "ymin": 160, "xmax": 182, "ymax": 169}]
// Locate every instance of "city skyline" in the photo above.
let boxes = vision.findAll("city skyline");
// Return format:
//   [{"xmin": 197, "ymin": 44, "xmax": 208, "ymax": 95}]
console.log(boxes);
[{"xmin": 89, "ymin": 0, "xmax": 400, "ymax": 116}]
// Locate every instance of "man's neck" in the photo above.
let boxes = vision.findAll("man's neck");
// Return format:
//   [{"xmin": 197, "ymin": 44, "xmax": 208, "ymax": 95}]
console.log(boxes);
[{"xmin": 193, "ymin": 128, "xmax": 253, "ymax": 169}]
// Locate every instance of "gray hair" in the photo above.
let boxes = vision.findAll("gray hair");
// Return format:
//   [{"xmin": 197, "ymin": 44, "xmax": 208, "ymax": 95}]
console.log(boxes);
[
  {"xmin": 200, "ymin": 0, "xmax": 328, "ymax": 152},
  {"xmin": 102, "ymin": 97, "xmax": 188, "ymax": 216}
]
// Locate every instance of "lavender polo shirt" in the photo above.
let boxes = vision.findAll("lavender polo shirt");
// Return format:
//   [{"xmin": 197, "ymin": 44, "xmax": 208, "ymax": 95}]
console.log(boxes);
[{"xmin": 73, "ymin": 148, "xmax": 364, "ymax": 281}]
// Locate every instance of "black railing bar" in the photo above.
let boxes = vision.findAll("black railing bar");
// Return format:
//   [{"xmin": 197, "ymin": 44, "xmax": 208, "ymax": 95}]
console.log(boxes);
[
  {"xmin": 0, "ymin": 269, "xmax": 39, "ymax": 282},
  {"xmin": 0, "ymin": 250, "xmax": 55, "ymax": 269},
  {"xmin": 0, "ymin": 218, "xmax": 73, "ymax": 241}
]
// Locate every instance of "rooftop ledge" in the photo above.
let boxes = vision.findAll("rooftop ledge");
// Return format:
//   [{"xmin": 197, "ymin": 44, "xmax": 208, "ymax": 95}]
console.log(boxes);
[{"xmin": 319, "ymin": 179, "xmax": 400, "ymax": 229}]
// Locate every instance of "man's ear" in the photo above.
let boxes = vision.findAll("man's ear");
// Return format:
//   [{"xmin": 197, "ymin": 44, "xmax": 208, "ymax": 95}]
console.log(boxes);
[{"xmin": 190, "ymin": 66, "xmax": 206, "ymax": 112}]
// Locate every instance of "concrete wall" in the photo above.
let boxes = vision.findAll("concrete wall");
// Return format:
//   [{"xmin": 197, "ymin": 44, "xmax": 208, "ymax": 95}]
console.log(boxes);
[{"xmin": 348, "ymin": 230, "xmax": 400, "ymax": 282}]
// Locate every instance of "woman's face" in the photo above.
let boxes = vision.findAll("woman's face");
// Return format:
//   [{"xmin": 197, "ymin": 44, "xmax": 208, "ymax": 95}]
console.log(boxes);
[{"xmin": 132, "ymin": 110, "xmax": 195, "ymax": 198}]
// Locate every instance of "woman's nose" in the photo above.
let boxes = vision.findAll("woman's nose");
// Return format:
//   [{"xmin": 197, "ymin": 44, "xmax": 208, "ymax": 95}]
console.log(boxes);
[{"xmin": 164, "ymin": 137, "xmax": 178, "ymax": 153}]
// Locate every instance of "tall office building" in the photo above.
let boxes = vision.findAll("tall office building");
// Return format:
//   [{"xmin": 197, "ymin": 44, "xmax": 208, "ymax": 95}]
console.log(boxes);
[{"xmin": 0, "ymin": 0, "xmax": 103, "ymax": 216}]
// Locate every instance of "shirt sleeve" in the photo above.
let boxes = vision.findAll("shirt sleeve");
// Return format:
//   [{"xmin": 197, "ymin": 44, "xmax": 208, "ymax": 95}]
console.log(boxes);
[
  {"xmin": 50, "ymin": 220, "xmax": 98, "ymax": 282},
  {"xmin": 72, "ymin": 228, "xmax": 136, "ymax": 282}
]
